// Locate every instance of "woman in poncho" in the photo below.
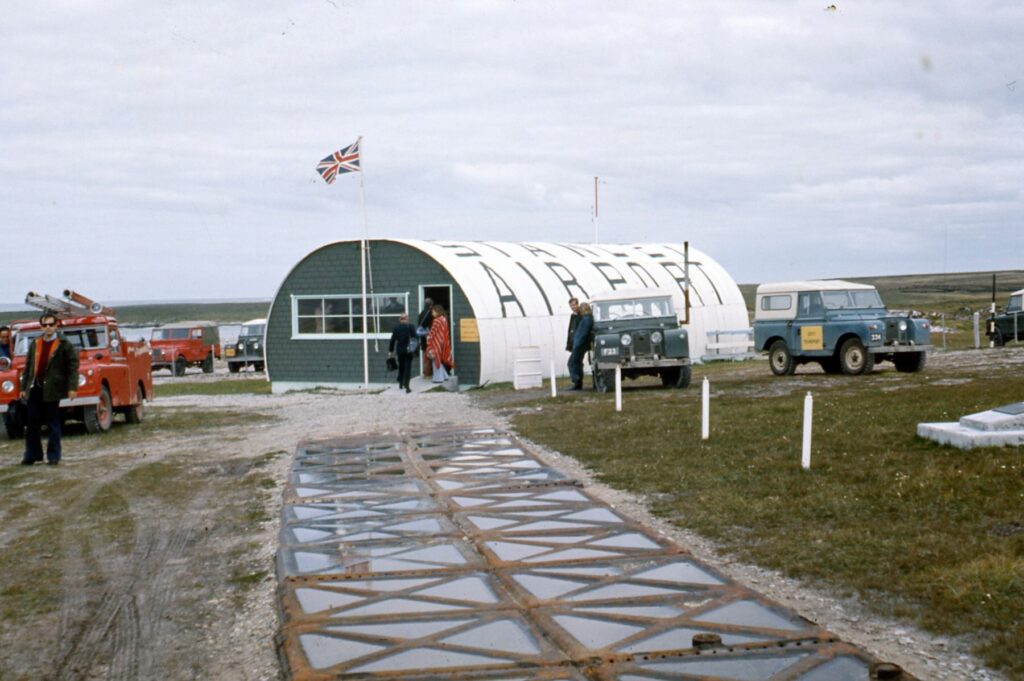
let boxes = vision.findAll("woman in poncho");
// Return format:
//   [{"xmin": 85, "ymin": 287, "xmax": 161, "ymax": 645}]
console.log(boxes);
[{"xmin": 426, "ymin": 304, "xmax": 453, "ymax": 382}]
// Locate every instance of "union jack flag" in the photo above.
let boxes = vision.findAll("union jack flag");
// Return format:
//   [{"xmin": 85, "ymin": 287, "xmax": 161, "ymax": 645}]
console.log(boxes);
[{"xmin": 316, "ymin": 139, "xmax": 361, "ymax": 184}]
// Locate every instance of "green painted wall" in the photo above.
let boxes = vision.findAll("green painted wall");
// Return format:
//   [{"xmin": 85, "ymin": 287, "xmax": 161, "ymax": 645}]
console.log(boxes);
[{"xmin": 266, "ymin": 240, "xmax": 479, "ymax": 386}]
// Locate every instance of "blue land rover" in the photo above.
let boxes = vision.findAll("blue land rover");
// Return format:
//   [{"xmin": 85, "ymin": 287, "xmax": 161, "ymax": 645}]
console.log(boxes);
[{"xmin": 753, "ymin": 280, "xmax": 931, "ymax": 375}]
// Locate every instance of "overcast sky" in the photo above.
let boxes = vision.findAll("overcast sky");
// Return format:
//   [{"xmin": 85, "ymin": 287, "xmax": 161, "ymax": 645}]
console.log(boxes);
[{"xmin": 2, "ymin": 0, "xmax": 1021, "ymax": 306}]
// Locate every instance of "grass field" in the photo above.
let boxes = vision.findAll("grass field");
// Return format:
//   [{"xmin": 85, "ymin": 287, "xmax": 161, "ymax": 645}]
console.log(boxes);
[{"xmin": 506, "ymin": 354, "xmax": 1024, "ymax": 678}]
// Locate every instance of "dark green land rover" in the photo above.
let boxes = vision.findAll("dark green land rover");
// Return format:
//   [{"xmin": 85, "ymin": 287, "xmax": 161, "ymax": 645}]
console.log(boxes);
[
  {"xmin": 590, "ymin": 288, "xmax": 691, "ymax": 392},
  {"xmin": 988, "ymin": 288, "xmax": 1023, "ymax": 346}
]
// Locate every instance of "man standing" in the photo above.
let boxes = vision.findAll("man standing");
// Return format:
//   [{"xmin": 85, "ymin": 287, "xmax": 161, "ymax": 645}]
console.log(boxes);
[
  {"xmin": 20, "ymin": 314, "xmax": 78, "ymax": 466},
  {"xmin": 0, "ymin": 325, "xmax": 11, "ymax": 360},
  {"xmin": 567, "ymin": 302, "xmax": 593, "ymax": 390},
  {"xmin": 417, "ymin": 297, "xmax": 434, "ymax": 376},
  {"xmin": 565, "ymin": 298, "xmax": 580, "ymax": 352}
]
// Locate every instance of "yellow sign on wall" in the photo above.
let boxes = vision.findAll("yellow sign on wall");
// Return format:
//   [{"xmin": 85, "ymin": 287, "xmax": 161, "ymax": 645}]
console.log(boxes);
[
  {"xmin": 460, "ymin": 318, "xmax": 479, "ymax": 342},
  {"xmin": 800, "ymin": 325, "xmax": 824, "ymax": 351}
]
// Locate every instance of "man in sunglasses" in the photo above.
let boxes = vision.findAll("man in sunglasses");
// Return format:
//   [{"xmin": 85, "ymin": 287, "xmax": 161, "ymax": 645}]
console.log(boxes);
[{"xmin": 19, "ymin": 314, "xmax": 78, "ymax": 465}]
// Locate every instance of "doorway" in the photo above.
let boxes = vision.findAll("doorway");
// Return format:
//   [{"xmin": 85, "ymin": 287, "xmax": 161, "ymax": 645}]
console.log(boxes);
[{"xmin": 417, "ymin": 285, "xmax": 453, "ymax": 376}]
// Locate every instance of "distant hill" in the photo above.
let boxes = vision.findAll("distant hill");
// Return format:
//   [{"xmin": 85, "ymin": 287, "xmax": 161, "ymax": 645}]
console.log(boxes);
[
  {"xmin": 0, "ymin": 301, "xmax": 271, "ymax": 326},
  {"xmin": 740, "ymin": 270, "xmax": 1024, "ymax": 315}
]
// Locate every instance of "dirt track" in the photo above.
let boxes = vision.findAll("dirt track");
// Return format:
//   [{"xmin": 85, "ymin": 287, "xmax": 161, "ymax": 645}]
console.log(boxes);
[{"xmin": 1, "ymin": 352, "xmax": 1017, "ymax": 680}]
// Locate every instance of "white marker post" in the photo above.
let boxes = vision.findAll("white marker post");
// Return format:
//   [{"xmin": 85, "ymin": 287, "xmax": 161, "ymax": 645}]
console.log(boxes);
[
  {"xmin": 701, "ymin": 377, "xmax": 710, "ymax": 440},
  {"xmin": 615, "ymin": 366, "xmax": 622, "ymax": 412},
  {"xmin": 801, "ymin": 391, "xmax": 813, "ymax": 470},
  {"xmin": 550, "ymin": 360, "xmax": 557, "ymax": 397}
]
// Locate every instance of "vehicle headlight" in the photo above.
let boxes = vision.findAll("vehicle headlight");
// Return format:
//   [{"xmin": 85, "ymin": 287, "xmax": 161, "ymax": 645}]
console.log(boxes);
[
  {"xmin": 78, "ymin": 373, "xmax": 87, "ymax": 387},
  {"xmin": 898, "ymin": 320, "xmax": 908, "ymax": 331},
  {"xmin": 238, "ymin": 342, "xmax": 244, "ymax": 349},
  {"xmin": 2, "ymin": 380, "xmax": 14, "ymax": 393},
  {"xmin": 620, "ymin": 334, "xmax": 632, "ymax": 347},
  {"xmin": 253, "ymin": 342, "xmax": 260, "ymax": 349},
  {"xmin": 651, "ymin": 331, "xmax": 663, "ymax": 344}
]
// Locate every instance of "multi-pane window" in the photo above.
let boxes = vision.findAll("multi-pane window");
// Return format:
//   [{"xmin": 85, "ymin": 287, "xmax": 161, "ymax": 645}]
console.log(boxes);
[{"xmin": 292, "ymin": 293, "xmax": 409, "ymax": 338}]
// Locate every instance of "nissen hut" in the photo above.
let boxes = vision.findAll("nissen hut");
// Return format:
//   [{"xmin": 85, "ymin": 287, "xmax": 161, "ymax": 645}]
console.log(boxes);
[{"xmin": 265, "ymin": 239, "xmax": 748, "ymax": 391}]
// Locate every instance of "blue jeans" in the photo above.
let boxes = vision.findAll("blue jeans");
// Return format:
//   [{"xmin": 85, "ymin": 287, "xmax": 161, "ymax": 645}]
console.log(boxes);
[
  {"xmin": 24, "ymin": 385, "xmax": 62, "ymax": 463},
  {"xmin": 568, "ymin": 346, "xmax": 587, "ymax": 386}
]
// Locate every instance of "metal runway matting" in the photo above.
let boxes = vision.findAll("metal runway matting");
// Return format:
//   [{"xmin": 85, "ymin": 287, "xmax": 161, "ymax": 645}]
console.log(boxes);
[{"xmin": 276, "ymin": 428, "xmax": 915, "ymax": 680}]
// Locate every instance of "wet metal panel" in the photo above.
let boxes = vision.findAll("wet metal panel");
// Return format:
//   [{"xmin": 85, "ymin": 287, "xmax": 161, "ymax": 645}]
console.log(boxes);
[{"xmin": 277, "ymin": 428, "xmax": 918, "ymax": 680}]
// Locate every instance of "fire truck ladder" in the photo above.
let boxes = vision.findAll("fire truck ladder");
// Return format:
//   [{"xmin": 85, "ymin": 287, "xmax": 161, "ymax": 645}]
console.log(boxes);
[{"xmin": 23, "ymin": 290, "xmax": 114, "ymax": 319}]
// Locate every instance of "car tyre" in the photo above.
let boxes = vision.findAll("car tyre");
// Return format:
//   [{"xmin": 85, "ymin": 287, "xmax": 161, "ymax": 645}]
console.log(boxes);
[
  {"xmin": 174, "ymin": 356, "xmax": 187, "ymax": 377},
  {"xmin": 839, "ymin": 338, "xmax": 874, "ymax": 375},
  {"xmin": 125, "ymin": 384, "xmax": 145, "ymax": 424},
  {"xmin": 4, "ymin": 403, "xmax": 25, "ymax": 440},
  {"xmin": 202, "ymin": 352, "xmax": 214, "ymax": 373},
  {"xmin": 675, "ymin": 364, "xmax": 692, "ymax": 389},
  {"xmin": 894, "ymin": 351, "xmax": 927, "ymax": 373},
  {"xmin": 819, "ymin": 357, "xmax": 842, "ymax": 374},
  {"xmin": 228, "ymin": 362, "xmax": 241, "ymax": 374},
  {"xmin": 991, "ymin": 331, "xmax": 1005, "ymax": 347},
  {"xmin": 254, "ymin": 362, "xmax": 265, "ymax": 372},
  {"xmin": 84, "ymin": 386, "xmax": 113, "ymax": 434},
  {"xmin": 768, "ymin": 340, "xmax": 795, "ymax": 376},
  {"xmin": 593, "ymin": 369, "xmax": 614, "ymax": 393}
]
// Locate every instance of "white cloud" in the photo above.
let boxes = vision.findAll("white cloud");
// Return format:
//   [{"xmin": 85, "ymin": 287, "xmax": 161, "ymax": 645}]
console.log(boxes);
[{"xmin": 0, "ymin": 0, "xmax": 1020, "ymax": 303}]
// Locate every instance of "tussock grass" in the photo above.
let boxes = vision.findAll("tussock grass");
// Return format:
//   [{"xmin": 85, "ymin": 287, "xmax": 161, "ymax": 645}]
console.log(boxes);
[
  {"xmin": 154, "ymin": 379, "xmax": 272, "ymax": 397},
  {"xmin": 511, "ymin": 361, "xmax": 1024, "ymax": 678}
]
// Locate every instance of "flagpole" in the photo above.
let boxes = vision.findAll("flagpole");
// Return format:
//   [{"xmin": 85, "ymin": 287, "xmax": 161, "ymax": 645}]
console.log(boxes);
[
  {"xmin": 357, "ymin": 137, "xmax": 370, "ymax": 388},
  {"xmin": 593, "ymin": 176, "xmax": 599, "ymax": 244}
]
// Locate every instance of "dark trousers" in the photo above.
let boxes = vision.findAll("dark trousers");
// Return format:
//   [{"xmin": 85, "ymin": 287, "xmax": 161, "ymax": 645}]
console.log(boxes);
[
  {"xmin": 24, "ymin": 385, "xmax": 62, "ymax": 463},
  {"xmin": 568, "ymin": 347, "xmax": 587, "ymax": 386},
  {"xmin": 397, "ymin": 351, "xmax": 414, "ymax": 389}
]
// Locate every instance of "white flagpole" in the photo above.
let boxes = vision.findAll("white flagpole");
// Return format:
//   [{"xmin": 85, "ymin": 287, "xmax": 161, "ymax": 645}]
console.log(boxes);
[
  {"xmin": 593, "ymin": 176, "xmax": 599, "ymax": 244},
  {"xmin": 357, "ymin": 136, "xmax": 369, "ymax": 388}
]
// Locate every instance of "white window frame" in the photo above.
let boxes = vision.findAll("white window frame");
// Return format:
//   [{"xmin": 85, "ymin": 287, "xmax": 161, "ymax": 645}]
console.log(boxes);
[{"xmin": 291, "ymin": 292, "xmax": 410, "ymax": 340}]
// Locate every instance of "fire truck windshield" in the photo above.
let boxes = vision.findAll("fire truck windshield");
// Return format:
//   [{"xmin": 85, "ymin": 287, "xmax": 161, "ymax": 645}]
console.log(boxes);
[{"xmin": 14, "ymin": 326, "xmax": 109, "ymax": 355}]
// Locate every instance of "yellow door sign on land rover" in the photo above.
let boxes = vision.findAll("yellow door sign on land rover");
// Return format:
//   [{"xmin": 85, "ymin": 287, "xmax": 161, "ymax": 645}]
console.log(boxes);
[{"xmin": 801, "ymin": 325, "xmax": 824, "ymax": 351}]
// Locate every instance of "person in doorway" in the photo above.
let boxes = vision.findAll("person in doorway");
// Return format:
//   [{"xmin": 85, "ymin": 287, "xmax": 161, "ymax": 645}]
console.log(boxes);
[
  {"xmin": 567, "ymin": 302, "xmax": 593, "ymax": 390},
  {"xmin": 565, "ymin": 298, "xmax": 580, "ymax": 352},
  {"xmin": 417, "ymin": 297, "xmax": 434, "ymax": 376},
  {"xmin": 426, "ymin": 304, "xmax": 453, "ymax": 383},
  {"xmin": 0, "ymin": 325, "xmax": 11, "ymax": 360},
  {"xmin": 20, "ymin": 314, "xmax": 79, "ymax": 465},
  {"xmin": 388, "ymin": 313, "xmax": 418, "ymax": 393}
]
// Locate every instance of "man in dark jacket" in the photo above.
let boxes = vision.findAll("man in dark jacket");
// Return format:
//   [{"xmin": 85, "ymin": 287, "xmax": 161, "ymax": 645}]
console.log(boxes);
[
  {"xmin": 20, "ymin": 314, "xmax": 78, "ymax": 465},
  {"xmin": 388, "ymin": 313, "xmax": 418, "ymax": 393},
  {"xmin": 564, "ymin": 298, "xmax": 580, "ymax": 352},
  {"xmin": 0, "ymin": 325, "xmax": 11, "ymax": 360},
  {"xmin": 417, "ymin": 297, "xmax": 434, "ymax": 376}
]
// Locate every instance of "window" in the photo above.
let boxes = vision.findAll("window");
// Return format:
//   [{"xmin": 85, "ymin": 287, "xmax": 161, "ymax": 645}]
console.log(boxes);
[
  {"xmin": 798, "ymin": 292, "xmax": 824, "ymax": 317},
  {"xmin": 292, "ymin": 293, "xmax": 410, "ymax": 339},
  {"xmin": 760, "ymin": 294, "xmax": 792, "ymax": 311},
  {"xmin": 152, "ymin": 327, "xmax": 190, "ymax": 340}
]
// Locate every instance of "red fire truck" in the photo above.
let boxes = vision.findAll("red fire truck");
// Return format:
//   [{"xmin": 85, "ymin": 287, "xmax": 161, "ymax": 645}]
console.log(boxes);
[{"xmin": 1, "ymin": 290, "xmax": 153, "ymax": 438}]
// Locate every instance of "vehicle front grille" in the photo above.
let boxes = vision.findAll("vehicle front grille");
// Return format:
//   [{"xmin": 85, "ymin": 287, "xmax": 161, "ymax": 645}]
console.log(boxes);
[
  {"xmin": 630, "ymin": 333, "xmax": 652, "ymax": 358},
  {"xmin": 885, "ymin": 319, "xmax": 909, "ymax": 345}
]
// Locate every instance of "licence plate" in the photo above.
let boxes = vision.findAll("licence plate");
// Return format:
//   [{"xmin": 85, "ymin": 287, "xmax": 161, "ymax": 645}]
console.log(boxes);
[{"xmin": 226, "ymin": 348, "xmax": 235, "ymax": 357}]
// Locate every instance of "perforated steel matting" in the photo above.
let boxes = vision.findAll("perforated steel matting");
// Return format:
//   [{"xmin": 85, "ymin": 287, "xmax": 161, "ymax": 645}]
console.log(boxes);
[{"xmin": 276, "ymin": 428, "xmax": 917, "ymax": 680}]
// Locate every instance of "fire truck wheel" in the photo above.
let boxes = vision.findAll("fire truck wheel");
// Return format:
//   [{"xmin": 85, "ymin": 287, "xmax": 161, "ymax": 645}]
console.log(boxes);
[
  {"xmin": 84, "ymin": 386, "xmax": 113, "ymax": 434},
  {"xmin": 202, "ymin": 352, "xmax": 214, "ymax": 373},
  {"xmin": 125, "ymin": 385, "xmax": 145, "ymax": 424},
  {"xmin": 4, "ymin": 407, "xmax": 25, "ymax": 440},
  {"xmin": 174, "ymin": 356, "xmax": 187, "ymax": 377}
]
